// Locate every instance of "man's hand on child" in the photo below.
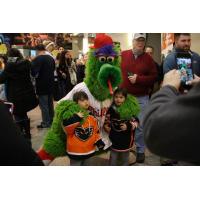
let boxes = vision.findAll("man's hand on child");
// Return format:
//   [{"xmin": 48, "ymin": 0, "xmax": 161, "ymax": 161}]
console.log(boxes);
[
  {"xmin": 120, "ymin": 123, "xmax": 127, "ymax": 131},
  {"xmin": 77, "ymin": 112, "xmax": 84, "ymax": 118},
  {"xmin": 104, "ymin": 124, "xmax": 111, "ymax": 133}
]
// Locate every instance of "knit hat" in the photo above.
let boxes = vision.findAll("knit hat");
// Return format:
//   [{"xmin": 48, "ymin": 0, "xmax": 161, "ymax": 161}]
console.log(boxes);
[
  {"xmin": 43, "ymin": 40, "xmax": 55, "ymax": 49},
  {"xmin": 91, "ymin": 34, "xmax": 113, "ymax": 49}
]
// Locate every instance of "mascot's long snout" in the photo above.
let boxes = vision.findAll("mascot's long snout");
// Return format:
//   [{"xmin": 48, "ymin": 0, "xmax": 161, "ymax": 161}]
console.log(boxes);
[{"xmin": 98, "ymin": 63, "xmax": 122, "ymax": 95}]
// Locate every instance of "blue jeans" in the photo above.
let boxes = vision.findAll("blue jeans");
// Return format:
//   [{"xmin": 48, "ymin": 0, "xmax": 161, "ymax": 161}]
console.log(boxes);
[
  {"xmin": 135, "ymin": 95, "xmax": 149, "ymax": 154},
  {"xmin": 38, "ymin": 95, "xmax": 54, "ymax": 127}
]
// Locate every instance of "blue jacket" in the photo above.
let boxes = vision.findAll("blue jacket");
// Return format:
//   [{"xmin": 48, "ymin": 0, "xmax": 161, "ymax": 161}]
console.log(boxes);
[{"xmin": 163, "ymin": 48, "xmax": 200, "ymax": 76}]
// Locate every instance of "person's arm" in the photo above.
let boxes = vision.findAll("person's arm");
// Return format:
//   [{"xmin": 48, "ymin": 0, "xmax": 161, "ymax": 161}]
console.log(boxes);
[
  {"xmin": 135, "ymin": 59, "xmax": 157, "ymax": 86},
  {"xmin": 94, "ymin": 122, "xmax": 105, "ymax": 150},
  {"xmin": 163, "ymin": 54, "xmax": 176, "ymax": 74},
  {"xmin": 143, "ymin": 71, "xmax": 200, "ymax": 162},
  {"xmin": 103, "ymin": 108, "xmax": 111, "ymax": 133},
  {"xmin": 62, "ymin": 113, "xmax": 83, "ymax": 135},
  {"xmin": 31, "ymin": 57, "xmax": 41, "ymax": 77},
  {"xmin": 0, "ymin": 70, "xmax": 8, "ymax": 84},
  {"xmin": 0, "ymin": 64, "xmax": 11, "ymax": 84},
  {"xmin": 0, "ymin": 102, "xmax": 43, "ymax": 166}
]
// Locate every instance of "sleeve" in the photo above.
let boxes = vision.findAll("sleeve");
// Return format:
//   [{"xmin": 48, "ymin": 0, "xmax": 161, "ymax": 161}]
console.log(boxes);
[
  {"xmin": 0, "ymin": 70, "xmax": 8, "ymax": 84},
  {"xmin": 0, "ymin": 102, "xmax": 43, "ymax": 166},
  {"xmin": 57, "ymin": 65, "xmax": 64, "ymax": 76},
  {"xmin": 103, "ymin": 107, "xmax": 111, "ymax": 133},
  {"xmin": 93, "ymin": 117, "xmax": 105, "ymax": 150},
  {"xmin": 163, "ymin": 54, "xmax": 176, "ymax": 74},
  {"xmin": 31, "ymin": 57, "xmax": 41, "ymax": 77},
  {"xmin": 143, "ymin": 83, "xmax": 200, "ymax": 162},
  {"xmin": 136, "ymin": 58, "xmax": 157, "ymax": 86},
  {"xmin": 104, "ymin": 107, "xmax": 111, "ymax": 125},
  {"xmin": 62, "ymin": 114, "xmax": 82, "ymax": 135}
]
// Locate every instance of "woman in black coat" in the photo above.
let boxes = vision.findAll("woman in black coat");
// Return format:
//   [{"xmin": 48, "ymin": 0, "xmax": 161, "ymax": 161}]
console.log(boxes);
[
  {"xmin": 57, "ymin": 50, "xmax": 77, "ymax": 98},
  {"xmin": 0, "ymin": 101, "xmax": 43, "ymax": 166},
  {"xmin": 0, "ymin": 48, "xmax": 38, "ymax": 143}
]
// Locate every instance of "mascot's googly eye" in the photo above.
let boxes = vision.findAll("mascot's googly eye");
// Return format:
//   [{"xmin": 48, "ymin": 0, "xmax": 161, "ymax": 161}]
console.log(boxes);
[
  {"xmin": 107, "ymin": 56, "xmax": 115, "ymax": 63},
  {"xmin": 98, "ymin": 56, "xmax": 106, "ymax": 62}
]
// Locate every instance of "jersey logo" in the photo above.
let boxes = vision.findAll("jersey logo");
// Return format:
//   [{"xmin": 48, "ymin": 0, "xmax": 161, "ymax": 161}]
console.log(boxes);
[
  {"xmin": 75, "ymin": 127, "xmax": 94, "ymax": 141},
  {"xmin": 111, "ymin": 119, "xmax": 128, "ymax": 132}
]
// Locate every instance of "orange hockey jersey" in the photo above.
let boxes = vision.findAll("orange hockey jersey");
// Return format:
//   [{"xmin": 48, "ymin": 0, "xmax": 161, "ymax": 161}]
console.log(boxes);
[{"xmin": 63, "ymin": 114, "xmax": 104, "ymax": 157}]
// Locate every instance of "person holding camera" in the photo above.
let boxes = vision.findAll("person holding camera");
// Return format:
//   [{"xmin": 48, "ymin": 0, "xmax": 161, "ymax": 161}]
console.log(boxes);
[{"xmin": 143, "ymin": 69, "xmax": 200, "ymax": 163}]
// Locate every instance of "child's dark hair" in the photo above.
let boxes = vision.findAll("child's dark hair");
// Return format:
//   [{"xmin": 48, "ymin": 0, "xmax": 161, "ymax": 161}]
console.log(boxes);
[
  {"xmin": 113, "ymin": 88, "xmax": 128, "ymax": 98},
  {"xmin": 73, "ymin": 91, "xmax": 88, "ymax": 103}
]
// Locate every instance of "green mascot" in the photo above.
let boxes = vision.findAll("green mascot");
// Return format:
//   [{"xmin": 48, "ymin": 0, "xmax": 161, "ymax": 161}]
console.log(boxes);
[{"xmin": 37, "ymin": 34, "xmax": 140, "ymax": 164}]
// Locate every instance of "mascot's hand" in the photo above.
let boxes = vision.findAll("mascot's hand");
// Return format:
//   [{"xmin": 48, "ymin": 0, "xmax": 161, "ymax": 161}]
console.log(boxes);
[
  {"xmin": 37, "ymin": 148, "xmax": 54, "ymax": 166},
  {"xmin": 76, "ymin": 112, "xmax": 84, "ymax": 118}
]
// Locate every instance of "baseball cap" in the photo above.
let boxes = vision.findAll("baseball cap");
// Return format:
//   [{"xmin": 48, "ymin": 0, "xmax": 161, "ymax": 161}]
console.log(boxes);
[{"xmin": 133, "ymin": 33, "xmax": 146, "ymax": 40}]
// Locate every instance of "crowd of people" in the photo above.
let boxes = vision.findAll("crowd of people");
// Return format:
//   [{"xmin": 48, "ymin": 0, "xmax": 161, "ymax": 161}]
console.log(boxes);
[{"xmin": 0, "ymin": 33, "xmax": 200, "ymax": 166}]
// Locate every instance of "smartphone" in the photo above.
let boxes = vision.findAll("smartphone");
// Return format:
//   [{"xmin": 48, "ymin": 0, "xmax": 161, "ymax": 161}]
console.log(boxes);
[
  {"xmin": 176, "ymin": 52, "xmax": 193, "ymax": 85},
  {"xmin": 30, "ymin": 50, "xmax": 37, "ymax": 58}
]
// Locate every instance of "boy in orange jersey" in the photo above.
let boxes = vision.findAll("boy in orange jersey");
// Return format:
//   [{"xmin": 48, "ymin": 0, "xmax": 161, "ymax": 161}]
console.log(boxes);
[{"xmin": 63, "ymin": 91, "xmax": 105, "ymax": 166}]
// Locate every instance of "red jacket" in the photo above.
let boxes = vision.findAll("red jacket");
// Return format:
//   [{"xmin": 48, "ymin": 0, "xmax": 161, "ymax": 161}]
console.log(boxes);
[{"xmin": 120, "ymin": 50, "xmax": 157, "ymax": 96}]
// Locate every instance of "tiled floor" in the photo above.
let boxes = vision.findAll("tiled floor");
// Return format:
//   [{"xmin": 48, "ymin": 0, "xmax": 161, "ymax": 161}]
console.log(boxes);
[{"xmin": 28, "ymin": 106, "xmax": 164, "ymax": 166}]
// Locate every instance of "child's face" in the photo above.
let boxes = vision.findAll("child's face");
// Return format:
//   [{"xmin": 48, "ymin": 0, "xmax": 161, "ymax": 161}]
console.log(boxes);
[
  {"xmin": 78, "ymin": 99, "xmax": 89, "ymax": 110},
  {"xmin": 114, "ymin": 93, "xmax": 126, "ymax": 106}
]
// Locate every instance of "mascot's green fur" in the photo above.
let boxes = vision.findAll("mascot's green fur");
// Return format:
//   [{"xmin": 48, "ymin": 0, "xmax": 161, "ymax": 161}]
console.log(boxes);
[
  {"xmin": 84, "ymin": 44, "xmax": 121, "ymax": 101},
  {"xmin": 43, "ymin": 100, "xmax": 89, "ymax": 157},
  {"xmin": 39, "ymin": 34, "xmax": 140, "ymax": 160},
  {"xmin": 117, "ymin": 94, "xmax": 140, "ymax": 120}
]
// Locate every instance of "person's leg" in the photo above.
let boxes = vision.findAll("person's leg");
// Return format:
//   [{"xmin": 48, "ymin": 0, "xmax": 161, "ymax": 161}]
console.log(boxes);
[
  {"xmin": 135, "ymin": 95, "xmax": 149, "ymax": 163},
  {"xmin": 109, "ymin": 150, "xmax": 120, "ymax": 166},
  {"xmin": 14, "ymin": 114, "xmax": 24, "ymax": 134},
  {"xmin": 14, "ymin": 113, "xmax": 31, "ymax": 146},
  {"xmin": 70, "ymin": 159, "xmax": 83, "ymax": 166},
  {"xmin": 120, "ymin": 151, "xmax": 130, "ymax": 166},
  {"xmin": 47, "ymin": 94, "xmax": 54, "ymax": 125},
  {"xmin": 23, "ymin": 116, "xmax": 31, "ymax": 139},
  {"xmin": 38, "ymin": 95, "xmax": 51, "ymax": 127},
  {"xmin": 59, "ymin": 79, "xmax": 65, "ymax": 98}
]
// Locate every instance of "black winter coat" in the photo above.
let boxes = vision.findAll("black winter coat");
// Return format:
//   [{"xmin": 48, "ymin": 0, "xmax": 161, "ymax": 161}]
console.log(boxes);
[
  {"xmin": 0, "ymin": 102, "xmax": 43, "ymax": 165},
  {"xmin": 31, "ymin": 55, "xmax": 55, "ymax": 95},
  {"xmin": 0, "ymin": 58, "xmax": 38, "ymax": 115},
  {"xmin": 106, "ymin": 105, "xmax": 138, "ymax": 151}
]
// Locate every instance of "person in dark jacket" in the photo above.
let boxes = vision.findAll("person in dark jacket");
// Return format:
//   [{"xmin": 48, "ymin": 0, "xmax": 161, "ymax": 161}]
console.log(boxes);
[
  {"xmin": 0, "ymin": 48, "xmax": 38, "ymax": 144},
  {"xmin": 104, "ymin": 88, "xmax": 139, "ymax": 166},
  {"xmin": 0, "ymin": 101, "xmax": 43, "ymax": 166},
  {"xmin": 57, "ymin": 50, "xmax": 77, "ymax": 98},
  {"xmin": 75, "ymin": 58, "xmax": 85, "ymax": 83},
  {"xmin": 143, "ymin": 69, "xmax": 200, "ymax": 163},
  {"xmin": 163, "ymin": 33, "xmax": 200, "ymax": 77},
  {"xmin": 145, "ymin": 45, "xmax": 163, "ymax": 85},
  {"xmin": 31, "ymin": 44, "xmax": 55, "ymax": 128}
]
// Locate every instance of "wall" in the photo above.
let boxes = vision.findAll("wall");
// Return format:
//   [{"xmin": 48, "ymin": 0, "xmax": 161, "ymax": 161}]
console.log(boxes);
[
  {"xmin": 191, "ymin": 33, "xmax": 200, "ymax": 54},
  {"xmin": 146, "ymin": 33, "xmax": 161, "ymax": 64},
  {"xmin": 108, "ymin": 33, "xmax": 131, "ymax": 51}
]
